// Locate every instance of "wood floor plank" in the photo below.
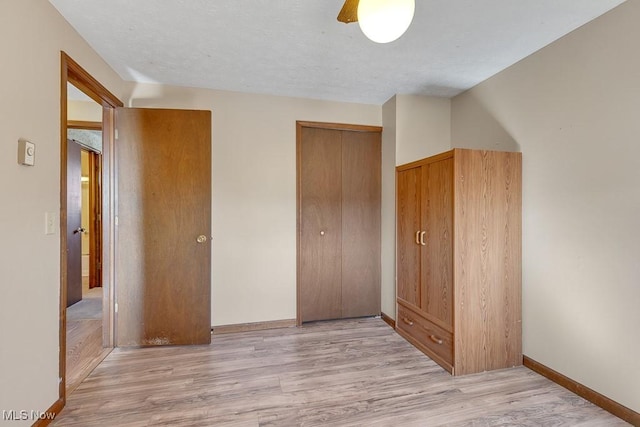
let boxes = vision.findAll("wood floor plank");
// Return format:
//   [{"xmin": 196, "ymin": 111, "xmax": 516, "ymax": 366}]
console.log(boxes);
[
  {"xmin": 65, "ymin": 318, "xmax": 107, "ymax": 393},
  {"xmin": 66, "ymin": 285, "xmax": 107, "ymax": 394},
  {"xmin": 54, "ymin": 318, "xmax": 629, "ymax": 426}
]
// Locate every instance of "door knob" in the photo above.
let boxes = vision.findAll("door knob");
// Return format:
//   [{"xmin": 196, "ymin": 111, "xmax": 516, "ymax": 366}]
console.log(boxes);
[
  {"xmin": 320, "ymin": 231, "xmax": 325, "ymax": 236},
  {"xmin": 196, "ymin": 235, "xmax": 207, "ymax": 243},
  {"xmin": 73, "ymin": 227, "xmax": 86, "ymax": 235}
]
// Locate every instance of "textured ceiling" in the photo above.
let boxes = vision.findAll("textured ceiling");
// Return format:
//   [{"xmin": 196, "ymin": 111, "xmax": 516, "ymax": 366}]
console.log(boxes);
[{"xmin": 50, "ymin": 0, "xmax": 626, "ymax": 105}]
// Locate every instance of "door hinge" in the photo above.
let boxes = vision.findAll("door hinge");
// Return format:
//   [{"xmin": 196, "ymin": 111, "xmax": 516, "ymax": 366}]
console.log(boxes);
[
  {"xmin": 115, "ymin": 129, "xmax": 119, "ymax": 140},
  {"xmin": 115, "ymin": 302, "xmax": 118, "ymax": 313}
]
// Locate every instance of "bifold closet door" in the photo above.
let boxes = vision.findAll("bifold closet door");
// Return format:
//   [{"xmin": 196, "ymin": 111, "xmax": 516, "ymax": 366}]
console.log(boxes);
[
  {"xmin": 299, "ymin": 127, "xmax": 343, "ymax": 322},
  {"xmin": 299, "ymin": 125, "xmax": 381, "ymax": 323},
  {"xmin": 341, "ymin": 131, "xmax": 380, "ymax": 318}
]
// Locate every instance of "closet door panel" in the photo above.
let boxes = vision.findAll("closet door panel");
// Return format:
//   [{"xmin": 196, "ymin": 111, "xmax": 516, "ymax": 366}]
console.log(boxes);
[
  {"xmin": 299, "ymin": 128, "xmax": 343, "ymax": 322},
  {"xmin": 341, "ymin": 131, "xmax": 381, "ymax": 318},
  {"xmin": 396, "ymin": 167, "xmax": 422, "ymax": 308}
]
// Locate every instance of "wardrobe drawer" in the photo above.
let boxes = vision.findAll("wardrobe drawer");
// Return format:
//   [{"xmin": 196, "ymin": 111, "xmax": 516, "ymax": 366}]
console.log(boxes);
[{"xmin": 397, "ymin": 305, "xmax": 453, "ymax": 365}]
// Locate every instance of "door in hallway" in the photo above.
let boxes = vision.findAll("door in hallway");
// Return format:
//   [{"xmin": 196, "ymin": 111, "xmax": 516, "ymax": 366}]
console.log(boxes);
[{"xmin": 66, "ymin": 139, "xmax": 83, "ymax": 307}]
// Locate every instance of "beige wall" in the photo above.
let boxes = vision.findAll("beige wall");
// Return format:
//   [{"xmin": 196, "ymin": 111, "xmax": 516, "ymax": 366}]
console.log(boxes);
[
  {"xmin": 451, "ymin": 0, "xmax": 639, "ymax": 412},
  {"xmin": 395, "ymin": 95, "xmax": 451, "ymax": 165},
  {"xmin": 68, "ymin": 99, "xmax": 103, "ymax": 122},
  {"xmin": 381, "ymin": 96, "xmax": 397, "ymax": 318},
  {"xmin": 124, "ymin": 83, "xmax": 382, "ymax": 326},
  {"xmin": 0, "ymin": 0, "xmax": 124, "ymax": 420}
]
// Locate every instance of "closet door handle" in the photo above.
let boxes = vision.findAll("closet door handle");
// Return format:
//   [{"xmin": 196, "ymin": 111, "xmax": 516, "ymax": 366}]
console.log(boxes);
[
  {"xmin": 420, "ymin": 231, "xmax": 426, "ymax": 246},
  {"xmin": 429, "ymin": 335, "xmax": 443, "ymax": 345},
  {"xmin": 415, "ymin": 231, "xmax": 420, "ymax": 245}
]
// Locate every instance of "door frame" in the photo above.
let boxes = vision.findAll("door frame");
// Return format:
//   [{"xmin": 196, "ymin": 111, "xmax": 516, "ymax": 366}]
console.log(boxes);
[
  {"xmin": 295, "ymin": 121, "xmax": 383, "ymax": 326},
  {"xmin": 59, "ymin": 52, "xmax": 123, "ymax": 405}
]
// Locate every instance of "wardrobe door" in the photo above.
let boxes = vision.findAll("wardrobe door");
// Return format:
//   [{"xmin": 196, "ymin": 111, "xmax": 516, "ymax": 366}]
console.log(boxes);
[
  {"xmin": 396, "ymin": 167, "xmax": 422, "ymax": 308},
  {"xmin": 299, "ymin": 127, "xmax": 343, "ymax": 322},
  {"xmin": 422, "ymin": 158, "xmax": 454, "ymax": 328},
  {"xmin": 341, "ymin": 130, "xmax": 381, "ymax": 318}
]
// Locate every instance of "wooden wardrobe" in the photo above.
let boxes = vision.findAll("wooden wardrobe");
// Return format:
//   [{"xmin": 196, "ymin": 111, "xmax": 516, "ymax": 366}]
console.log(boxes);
[
  {"xmin": 396, "ymin": 148, "xmax": 522, "ymax": 375},
  {"xmin": 297, "ymin": 122, "xmax": 381, "ymax": 324}
]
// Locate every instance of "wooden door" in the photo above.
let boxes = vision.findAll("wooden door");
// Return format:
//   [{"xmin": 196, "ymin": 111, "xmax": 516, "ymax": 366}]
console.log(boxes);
[
  {"xmin": 88, "ymin": 151, "xmax": 102, "ymax": 288},
  {"xmin": 298, "ymin": 124, "xmax": 381, "ymax": 322},
  {"xmin": 341, "ymin": 131, "xmax": 381, "ymax": 318},
  {"xmin": 115, "ymin": 108, "xmax": 211, "ymax": 346},
  {"xmin": 422, "ymin": 158, "xmax": 454, "ymax": 327},
  {"xmin": 299, "ymin": 127, "xmax": 343, "ymax": 322},
  {"xmin": 396, "ymin": 167, "xmax": 421, "ymax": 308},
  {"xmin": 66, "ymin": 139, "xmax": 83, "ymax": 307}
]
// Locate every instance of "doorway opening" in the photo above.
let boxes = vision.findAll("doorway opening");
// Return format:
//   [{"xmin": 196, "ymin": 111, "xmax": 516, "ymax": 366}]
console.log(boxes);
[
  {"xmin": 60, "ymin": 52, "xmax": 123, "ymax": 406},
  {"xmin": 65, "ymin": 99, "xmax": 105, "ymax": 392}
]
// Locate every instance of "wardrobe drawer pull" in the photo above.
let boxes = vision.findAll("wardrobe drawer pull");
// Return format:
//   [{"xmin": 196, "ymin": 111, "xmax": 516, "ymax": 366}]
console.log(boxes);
[
  {"xmin": 429, "ymin": 335, "xmax": 443, "ymax": 345},
  {"xmin": 402, "ymin": 317, "xmax": 414, "ymax": 326}
]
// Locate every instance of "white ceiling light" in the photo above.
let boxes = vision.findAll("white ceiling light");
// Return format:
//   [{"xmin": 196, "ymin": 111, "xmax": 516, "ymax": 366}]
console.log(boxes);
[{"xmin": 357, "ymin": 0, "xmax": 415, "ymax": 43}]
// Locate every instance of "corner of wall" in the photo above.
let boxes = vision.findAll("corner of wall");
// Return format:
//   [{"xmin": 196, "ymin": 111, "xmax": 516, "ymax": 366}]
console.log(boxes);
[{"xmin": 381, "ymin": 95, "xmax": 398, "ymax": 319}]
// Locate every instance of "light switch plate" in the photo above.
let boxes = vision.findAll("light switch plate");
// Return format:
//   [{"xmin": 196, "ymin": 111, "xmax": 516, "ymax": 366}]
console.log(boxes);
[
  {"xmin": 45, "ymin": 212, "xmax": 56, "ymax": 235},
  {"xmin": 18, "ymin": 139, "xmax": 35, "ymax": 166}
]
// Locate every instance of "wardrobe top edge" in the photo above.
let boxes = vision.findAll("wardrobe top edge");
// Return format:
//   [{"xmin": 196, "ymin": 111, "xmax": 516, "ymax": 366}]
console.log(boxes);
[{"xmin": 396, "ymin": 148, "xmax": 522, "ymax": 171}]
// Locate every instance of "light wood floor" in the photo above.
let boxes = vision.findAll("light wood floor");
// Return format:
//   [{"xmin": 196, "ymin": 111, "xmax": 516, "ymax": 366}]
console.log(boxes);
[
  {"xmin": 54, "ymin": 318, "xmax": 628, "ymax": 426},
  {"xmin": 66, "ymin": 284, "xmax": 109, "ymax": 393},
  {"xmin": 66, "ymin": 319, "xmax": 107, "ymax": 392}
]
